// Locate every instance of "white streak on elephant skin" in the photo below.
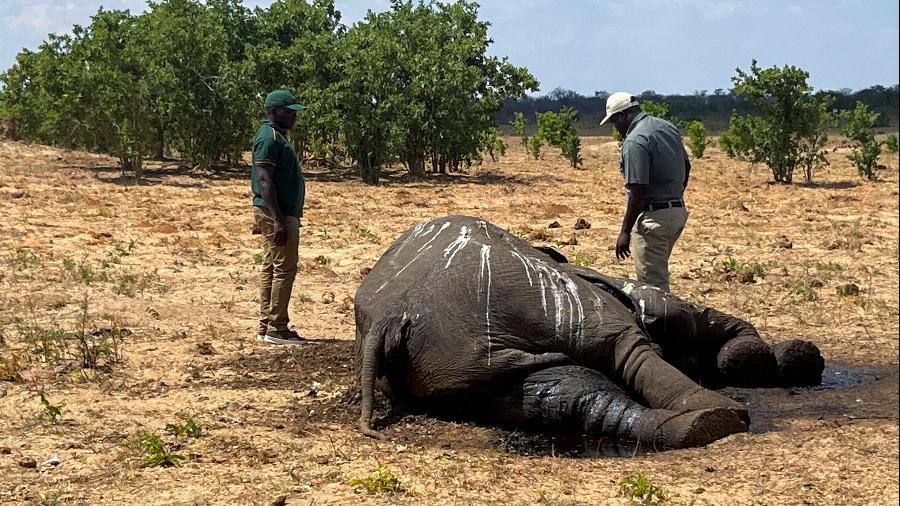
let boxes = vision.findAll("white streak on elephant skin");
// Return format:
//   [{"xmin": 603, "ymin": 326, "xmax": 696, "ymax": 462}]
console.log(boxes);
[
  {"xmin": 476, "ymin": 220, "xmax": 491, "ymax": 239},
  {"xmin": 394, "ymin": 222, "xmax": 426, "ymax": 255},
  {"xmin": 479, "ymin": 244, "xmax": 493, "ymax": 364},
  {"xmin": 592, "ymin": 294, "xmax": 604, "ymax": 325},
  {"xmin": 375, "ymin": 280, "xmax": 390, "ymax": 294},
  {"xmin": 639, "ymin": 299, "xmax": 647, "ymax": 325},
  {"xmin": 509, "ymin": 251, "xmax": 534, "ymax": 287},
  {"xmin": 443, "ymin": 226, "xmax": 472, "ymax": 268},
  {"xmin": 395, "ymin": 245, "xmax": 434, "ymax": 278},
  {"xmin": 563, "ymin": 277, "xmax": 585, "ymax": 343},
  {"xmin": 417, "ymin": 222, "xmax": 450, "ymax": 252},
  {"xmin": 622, "ymin": 281, "xmax": 635, "ymax": 295}
]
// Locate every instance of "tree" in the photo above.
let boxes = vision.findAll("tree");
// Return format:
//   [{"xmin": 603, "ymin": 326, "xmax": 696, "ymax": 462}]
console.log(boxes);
[
  {"xmin": 841, "ymin": 101, "xmax": 886, "ymax": 180},
  {"xmin": 535, "ymin": 107, "xmax": 581, "ymax": 167},
  {"xmin": 720, "ymin": 60, "xmax": 832, "ymax": 183}
]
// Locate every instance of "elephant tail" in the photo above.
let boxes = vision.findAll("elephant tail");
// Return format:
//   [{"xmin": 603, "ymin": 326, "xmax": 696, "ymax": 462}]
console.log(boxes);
[{"xmin": 358, "ymin": 326, "xmax": 387, "ymax": 439}]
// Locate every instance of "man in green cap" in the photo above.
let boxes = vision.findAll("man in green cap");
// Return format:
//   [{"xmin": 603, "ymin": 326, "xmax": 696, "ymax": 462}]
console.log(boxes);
[{"xmin": 251, "ymin": 89, "xmax": 307, "ymax": 344}]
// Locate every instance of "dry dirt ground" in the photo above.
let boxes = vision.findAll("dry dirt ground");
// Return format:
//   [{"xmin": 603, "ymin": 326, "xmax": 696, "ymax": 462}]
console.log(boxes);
[{"xmin": 0, "ymin": 136, "xmax": 898, "ymax": 506}]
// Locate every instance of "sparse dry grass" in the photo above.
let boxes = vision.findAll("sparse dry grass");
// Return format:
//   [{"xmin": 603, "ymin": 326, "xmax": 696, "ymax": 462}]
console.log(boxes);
[{"xmin": 0, "ymin": 138, "xmax": 897, "ymax": 505}]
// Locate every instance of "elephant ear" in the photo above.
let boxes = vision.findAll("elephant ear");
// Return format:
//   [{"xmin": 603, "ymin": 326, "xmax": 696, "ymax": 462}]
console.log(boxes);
[{"xmin": 533, "ymin": 245, "xmax": 569, "ymax": 263}]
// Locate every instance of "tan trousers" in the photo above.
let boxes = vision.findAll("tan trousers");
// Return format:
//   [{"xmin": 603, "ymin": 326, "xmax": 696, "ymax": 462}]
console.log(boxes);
[
  {"xmin": 254, "ymin": 206, "xmax": 300, "ymax": 333},
  {"xmin": 632, "ymin": 206, "xmax": 688, "ymax": 293}
]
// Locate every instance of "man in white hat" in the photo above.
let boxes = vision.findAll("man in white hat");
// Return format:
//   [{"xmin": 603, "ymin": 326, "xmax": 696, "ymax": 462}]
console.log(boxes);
[{"xmin": 600, "ymin": 92, "xmax": 691, "ymax": 292}]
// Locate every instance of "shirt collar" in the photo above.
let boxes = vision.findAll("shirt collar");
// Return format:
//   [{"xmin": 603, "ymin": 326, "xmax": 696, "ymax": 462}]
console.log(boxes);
[
  {"xmin": 626, "ymin": 111, "xmax": 648, "ymax": 137},
  {"xmin": 262, "ymin": 119, "xmax": 287, "ymax": 135}
]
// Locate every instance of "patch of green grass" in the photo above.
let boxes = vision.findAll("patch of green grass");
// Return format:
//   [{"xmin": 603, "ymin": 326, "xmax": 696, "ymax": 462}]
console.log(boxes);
[
  {"xmin": 252, "ymin": 252, "xmax": 264, "ymax": 265},
  {"xmin": 573, "ymin": 252, "xmax": 597, "ymax": 266},
  {"xmin": 112, "ymin": 269, "xmax": 158, "ymax": 297},
  {"xmin": 165, "ymin": 413, "xmax": 203, "ymax": 440},
  {"xmin": 618, "ymin": 472, "xmax": 665, "ymax": 504},
  {"xmin": 354, "ymin": 225, "xmax": 381, "ymax": 244},
  {"xmin": 720, "ymin": 256, "xmax": 743, "ymax": 273},
  {"xmin": 10, "ymin": 248, "xmax": 42, "ymax": 270},
  {"xmin": 134, "ymin": 432, "xmax": 187, "ymax": 468},
  {"xmin": 350, "ymin": 466, "xmax": 404, "ymax": 496},
  {"xmin": 37, "ymin": 391, "xmax": 64, "ymax": 425}
]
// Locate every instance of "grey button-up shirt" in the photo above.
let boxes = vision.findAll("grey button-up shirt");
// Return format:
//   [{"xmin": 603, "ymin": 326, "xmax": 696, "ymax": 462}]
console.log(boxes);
[{"xmin": 620, "ymin": 112, "xmax": 689, "ymax": 203}]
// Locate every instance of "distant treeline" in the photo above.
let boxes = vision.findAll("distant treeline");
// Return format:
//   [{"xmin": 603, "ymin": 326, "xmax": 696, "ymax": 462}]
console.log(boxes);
[{"xmin": 499, "ymin": 85, "xmax": 900, "ymax": 134}]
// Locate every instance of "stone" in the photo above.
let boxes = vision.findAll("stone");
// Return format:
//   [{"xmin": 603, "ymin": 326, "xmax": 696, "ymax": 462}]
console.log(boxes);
[{"xmin": 573, "ymin": 218, "xmax": 591, "ymax": 230}]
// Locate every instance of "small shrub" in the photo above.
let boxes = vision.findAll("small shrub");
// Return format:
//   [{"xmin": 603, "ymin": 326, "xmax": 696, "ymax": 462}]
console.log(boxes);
[
  {"xmin": 720, "ymin": 257, "xmax": 744, "ymax": 273},
  {"xmin": 350, "ymin": 466, "xmax": 404, "ymax": 495},
  {"xmin": 252, "ymin": 252, "xmax": 264, "ymax": 264},
  {"xmin": 313, "ymin": 255, "xmax": 332, "ymax": 266},
  {"xmin": 37, "ymin": 391, "xmax": 64, "ymax": 425},
  {"xmin": 841, "ymin": 101, "xmax": 886, "ymax": 180},
  {"xmin": 481, "ymin": 127, "xmax": 507, "ymax": 162},
  {"xmin": 885, "ymin": 133, "xmax": 898, "ymax": 153},
  {"xmin": 618, "ymin": 472, "xmax": 665, "ymax": 504},
  {"xmin": 136, "ymin": 432, "xmax": 186, "ymax": 468},
  {"xmin": 687, "ymin": 120, "xmax": 708, "ymax": 158},
  {"xmin": 165, "ymin": 413, "xmax": 203, "ymax": 439}
]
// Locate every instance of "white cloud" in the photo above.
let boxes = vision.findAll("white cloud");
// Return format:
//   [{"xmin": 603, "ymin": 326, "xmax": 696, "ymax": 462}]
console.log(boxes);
[{"xmin": 3, "ymin": 4, "xmax": 54, "ymax": 33}]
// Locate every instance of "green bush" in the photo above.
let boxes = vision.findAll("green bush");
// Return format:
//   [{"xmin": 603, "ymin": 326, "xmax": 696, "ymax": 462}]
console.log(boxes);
[
  {"xmin": 721, "ymin": 60, "xmax": 833, "ymax": 183},
  {"xmin": 535, "ymin": 107, "xmax": 582, "ymax": 167},
  {"xmin": 687, "ymin": 120, "xmax": 708, "ymax": 158},
  {"xmin": 841, "ymin": 101, "xmax": 886, "ymax": 180},
  {"xmin": 885, "ymin": 133, "xmax": 899, "ymax": 153}
]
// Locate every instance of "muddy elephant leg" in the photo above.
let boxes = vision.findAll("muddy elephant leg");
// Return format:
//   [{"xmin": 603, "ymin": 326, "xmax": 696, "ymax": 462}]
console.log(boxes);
[
  {"xmin": 772, "ymin": 339, "xmax": 824, "ymax": 387},
  {"xmin": 630, "ymin": 286, "xmax": 778, "ymax": 387},
  {"xmin": 612, "ymin": 330, "xmax": 749, "ymax": 422},
  {"xmin": 480, "ymin": 366, "xmax": 747, "ymax": 450}
]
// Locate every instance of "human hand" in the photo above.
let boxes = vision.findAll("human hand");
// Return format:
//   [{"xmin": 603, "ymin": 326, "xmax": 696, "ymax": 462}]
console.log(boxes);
[
  {"xmin": 615, "ymin": 231, "xmax": 631, "ymax": 260},
  {"xmin": 273, "ymin": 219, "xmax": 288, "ymax": 246}
]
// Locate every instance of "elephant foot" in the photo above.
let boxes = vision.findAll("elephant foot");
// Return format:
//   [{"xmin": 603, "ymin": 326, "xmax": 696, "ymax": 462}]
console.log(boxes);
[
  {"xmin": 772, "ymin": 339, "xmax": 824, "ymax": 387},
  {"xmin": 717, "ymin": 335, "xmax": 778, "ymax": 387},
  {"xmin": 670, "ymin": 386, "xmax": 750, "ymax": 425},
  {"xmin": 633, "ymin": 408, "xmax": 748, "ymax": 450}
]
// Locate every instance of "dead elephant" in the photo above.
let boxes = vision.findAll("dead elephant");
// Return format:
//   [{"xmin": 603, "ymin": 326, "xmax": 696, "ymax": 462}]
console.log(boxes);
[{"xmin": 355, "ymin": 216, "xmax": 823, "ymax": 450}]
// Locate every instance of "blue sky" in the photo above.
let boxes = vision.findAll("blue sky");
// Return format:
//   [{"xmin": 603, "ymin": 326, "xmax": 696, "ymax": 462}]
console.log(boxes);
[{"xmin": 0, "ymin": 0, "xmax": 897, "ymax": 95}]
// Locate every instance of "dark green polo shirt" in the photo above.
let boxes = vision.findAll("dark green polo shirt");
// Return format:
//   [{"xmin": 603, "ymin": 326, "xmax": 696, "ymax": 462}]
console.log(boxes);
[
  {"xmin": 251, "ymin": 120, "xmax": 304, "ymax": 217},
  {"xmin": 619, "ymin": 112, "xmax": 688, "ymax": 203}
]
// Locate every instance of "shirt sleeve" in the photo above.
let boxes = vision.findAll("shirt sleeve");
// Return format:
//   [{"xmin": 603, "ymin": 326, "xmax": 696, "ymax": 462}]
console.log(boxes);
[
  {"xmin": 622, "ymin": 138, "xmax": 650, "ymax": 185},
  {"xmin": 252, "ymin": 128, "xmax": 280, "ymax": 167}
]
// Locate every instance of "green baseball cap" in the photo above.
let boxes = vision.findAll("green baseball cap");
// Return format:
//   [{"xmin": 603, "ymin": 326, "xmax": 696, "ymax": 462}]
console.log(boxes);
[{"xmin": 264, "ymin": 90, "xmax": 305, "ymax": 111}]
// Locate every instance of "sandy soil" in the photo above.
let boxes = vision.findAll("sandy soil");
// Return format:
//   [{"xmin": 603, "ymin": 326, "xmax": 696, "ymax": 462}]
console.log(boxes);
[{"xmin": 0, "ymin": 136, "xmax": 897, "ymax": 505}]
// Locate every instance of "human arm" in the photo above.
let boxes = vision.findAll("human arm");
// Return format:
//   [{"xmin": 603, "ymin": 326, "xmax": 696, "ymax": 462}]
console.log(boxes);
[
  {"xmin": 256, "ymin": 164, "xmax": 288, "ymax": 246},
  {"xmin": 683, "ymin": 148, "xmax": 691, "ymax": 188},
  {"xmin": 616, "ymin": 184, "xmax": 648, "ymax": 260}
]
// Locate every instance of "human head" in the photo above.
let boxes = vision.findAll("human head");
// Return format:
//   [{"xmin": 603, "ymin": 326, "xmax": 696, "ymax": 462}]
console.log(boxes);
[
  {"xmin": 265, "ymin": 89, "xmax": 304, "ymax": 130},
  {"xmin": 599, "ymin": 91, "xmax": 641, "ymax": 134}
]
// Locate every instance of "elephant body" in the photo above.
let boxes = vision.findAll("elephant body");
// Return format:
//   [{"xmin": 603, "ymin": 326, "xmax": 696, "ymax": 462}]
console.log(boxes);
[{"xmin": 355, "ymin": 216, "xmax": 823, "ymax": 450}]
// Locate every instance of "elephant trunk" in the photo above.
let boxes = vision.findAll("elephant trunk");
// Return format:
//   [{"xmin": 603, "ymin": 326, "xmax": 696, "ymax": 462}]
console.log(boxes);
[{"xmin": 358, "ymin": 328, "xmax": 386, "ymax": 439}]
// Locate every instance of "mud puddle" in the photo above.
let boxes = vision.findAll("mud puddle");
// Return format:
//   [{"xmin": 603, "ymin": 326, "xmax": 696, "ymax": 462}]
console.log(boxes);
[{"xmin": 721, "ymin": 361, "xmax": 899, "ymax": 433}]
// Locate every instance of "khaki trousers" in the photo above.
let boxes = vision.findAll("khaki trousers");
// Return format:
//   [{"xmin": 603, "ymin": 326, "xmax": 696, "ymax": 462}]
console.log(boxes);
[
  {"xmin": 254, "ymin": 206, "xmax": 300, "ymax": 333},
  {"xmin": 632, "ymin": 206, "xmax": 688, "ymax": 293}
]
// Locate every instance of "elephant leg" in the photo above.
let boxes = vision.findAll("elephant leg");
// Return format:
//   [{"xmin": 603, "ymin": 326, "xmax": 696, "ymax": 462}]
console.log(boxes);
[
  {"xmin": 612, "ymin": 330, "xmax": 749, "ymax": 422},
  {"xmin": 479, "ymin": 365, "xmax": 747, "ymax": 450},
  {"xmin": 632, "ymin": 286, "xmax": 778, "ymax": 387},
  {"xmin": 772, "ymin": 339, "xmax": 824, "ymax": 387}
]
